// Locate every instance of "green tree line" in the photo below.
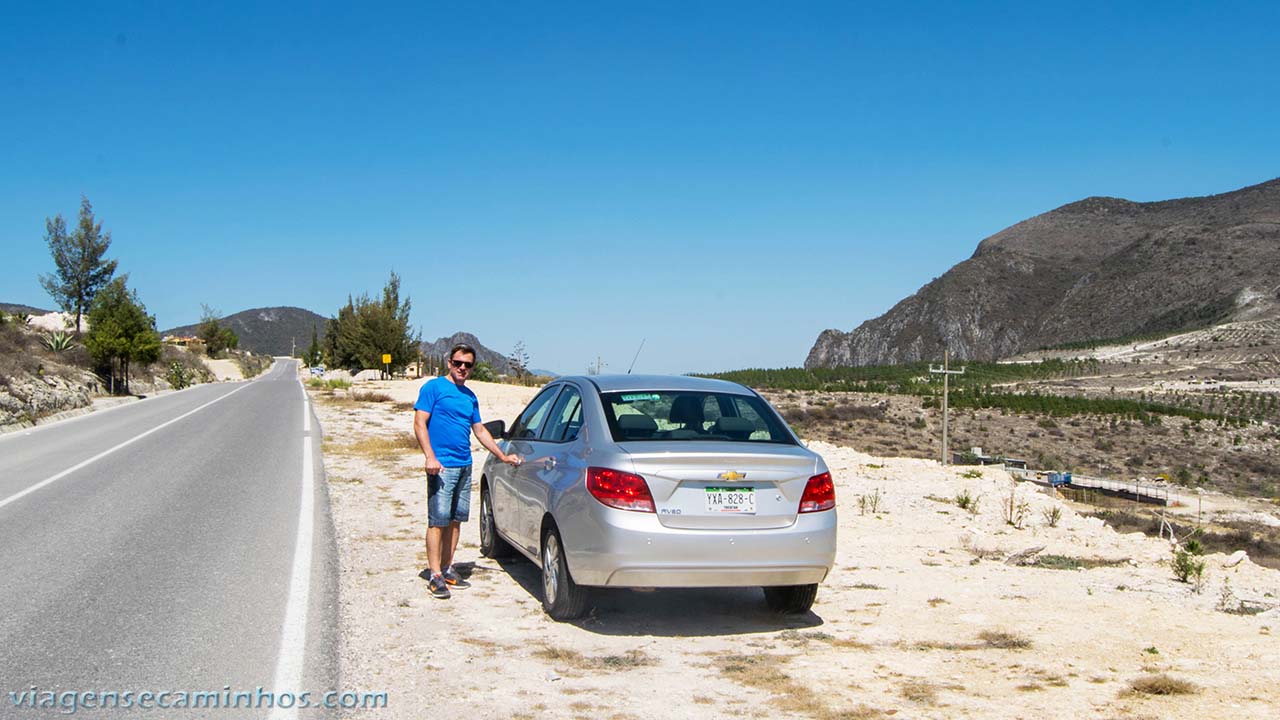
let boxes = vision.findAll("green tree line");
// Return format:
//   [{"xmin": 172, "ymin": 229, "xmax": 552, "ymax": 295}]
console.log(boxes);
[{"xmin": 322, "ymin": 271, "xmax": 421, "ymax": 373}]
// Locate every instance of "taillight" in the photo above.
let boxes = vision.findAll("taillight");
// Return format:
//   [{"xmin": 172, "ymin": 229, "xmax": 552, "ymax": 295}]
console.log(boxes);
[
  {"xmin": 799, "ymin": 471, "xmax": 835, "ymax": 513},
  {"xmin": 586, "ymin": 467, "xmax": 655, "ymax": 513}
]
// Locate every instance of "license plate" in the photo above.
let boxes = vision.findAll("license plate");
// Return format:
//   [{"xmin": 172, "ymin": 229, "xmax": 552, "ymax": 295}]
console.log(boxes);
[{"xmin": 705, "ymin": 487, "xmax": 756, "ymax": 514}]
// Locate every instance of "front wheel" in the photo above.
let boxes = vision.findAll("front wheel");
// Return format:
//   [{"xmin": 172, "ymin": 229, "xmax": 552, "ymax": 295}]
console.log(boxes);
[
  {"xmin": 763, "ymin": 583, "xmax": 819, "ymax": 614},
  {"xmin": 479, "ymin": 486, "xmax": 514, "ymax": 558},
  {"xmin": 541, "ymin": 528, "xmax": 589, "ymax": 620}
]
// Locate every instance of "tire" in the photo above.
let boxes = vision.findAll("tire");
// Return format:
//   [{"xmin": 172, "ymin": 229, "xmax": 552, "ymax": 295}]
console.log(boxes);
[
  {"xmin": 541, "ymin": 527, "xmax": 589, "ymax": 620},
  {"xmin": 763, "ymin": 583, "xmax": 819, "ymax": 614},
  {"xmin": 478, "ymin": 486, "xmax": 514, "ymax": 559}
]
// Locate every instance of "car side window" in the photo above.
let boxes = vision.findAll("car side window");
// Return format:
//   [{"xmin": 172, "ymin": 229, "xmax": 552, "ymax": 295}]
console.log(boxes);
[
  {"xmin": 508, "ymin": 387, "xmax": 562, "ymax": 440},
  {"xmin": 540, "ymin": 386, "xmax": 583, "ymax": 443}
]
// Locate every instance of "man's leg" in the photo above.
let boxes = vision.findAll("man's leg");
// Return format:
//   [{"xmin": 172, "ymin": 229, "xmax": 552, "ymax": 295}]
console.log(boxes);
[
  {"xmin": 427, "ymin": 526, "xmax": 445, "ymax": 576},
  {"xmin": 447, "ymin": 466, "xmax": 472, "ymax": 571},
  {"xmin": 426, "ymin": 471, "xmax": 452, "ymax": 584},
  {"xmin": 440, "ymin": 522, "xmax": 458, "ymax": 570}
]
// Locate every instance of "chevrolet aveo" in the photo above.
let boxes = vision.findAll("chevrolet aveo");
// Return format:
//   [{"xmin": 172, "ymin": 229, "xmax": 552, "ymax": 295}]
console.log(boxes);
[{"xmin": 479, "ymin": 374, "xmax": 837, "ymax": 620}]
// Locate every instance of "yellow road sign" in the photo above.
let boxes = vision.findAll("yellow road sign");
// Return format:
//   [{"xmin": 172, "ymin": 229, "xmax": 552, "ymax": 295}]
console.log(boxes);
[{"xmin": 382, "ymin": 354, "xmax": 392, "ymax": 364}]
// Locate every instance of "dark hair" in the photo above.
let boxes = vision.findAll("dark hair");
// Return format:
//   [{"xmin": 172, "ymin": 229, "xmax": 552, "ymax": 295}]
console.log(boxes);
[{"xmin": 449, "ymin": 343, "xmax": 477, "ymax": 361}]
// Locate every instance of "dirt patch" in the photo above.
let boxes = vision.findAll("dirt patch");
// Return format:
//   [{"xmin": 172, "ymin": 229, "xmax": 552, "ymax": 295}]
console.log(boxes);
[{"xmin": 312, "ymin": 375, "xmax": 1280, "ymax": 720}]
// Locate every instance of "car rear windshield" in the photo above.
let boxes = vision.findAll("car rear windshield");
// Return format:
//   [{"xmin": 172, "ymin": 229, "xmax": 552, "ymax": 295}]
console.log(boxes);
[{"xmin": 600, "ymin": 390, "xmax": 796, "ymax": 444}]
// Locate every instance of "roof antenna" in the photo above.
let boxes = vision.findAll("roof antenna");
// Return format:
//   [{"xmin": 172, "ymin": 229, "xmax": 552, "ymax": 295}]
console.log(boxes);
[{"xmin": 627, "ymin": 338, "xmax": 645, "ymax": 374}]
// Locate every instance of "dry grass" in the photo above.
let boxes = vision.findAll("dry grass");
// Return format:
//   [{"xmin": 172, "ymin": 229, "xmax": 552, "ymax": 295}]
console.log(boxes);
[
  {"xmin": 328, "ymin": 434, "xmax": 421, "ymax": 458},
  {"xmin": 1016, "ymin": 682, "xmax": 1044, "ymax": 692},
  {"xmin": 1123, "ymin": 673, "xmax": 1199, "ymax": 696},
  {"xmin": 912, "ymin": 629, "xmax": 1032, "ymax": 652},
  {"xmin": 898, "ymin": 679, "xmax": 938, "ymax": 704},
  {"xmin": 712, "ymin": 653, "xmax": 883, "ymax": 720},
  {"xmin": 533, "ymin": 646, "xmax": 656, "ymax": 671},
  {"xmin": 351, "ymin": 391, "xmax": 395, "ymax": 402},
  {"xmin": 779, "ymin": 629, "xmax": 870, "ymax": 650},
  {"xmin": 978, "ymin": 630, "xmax": 1033, "ymax": 650}
]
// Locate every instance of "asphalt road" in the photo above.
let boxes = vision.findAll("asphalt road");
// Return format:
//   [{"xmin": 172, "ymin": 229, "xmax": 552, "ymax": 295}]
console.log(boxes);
[{"xmin": 0, "ymin": 360, "xmax": 340, "ymax": 719}]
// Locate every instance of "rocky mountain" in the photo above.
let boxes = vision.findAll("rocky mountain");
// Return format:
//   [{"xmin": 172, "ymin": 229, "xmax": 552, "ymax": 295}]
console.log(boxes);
[
  {"xmin": 163, "ymin": 306, "xmax": 327, "ymax": 356},
  {"xmin": 807, "ymin": 177, "xmax": 1280, "ymax": 368},
  {"xmin": 421, "ymin": 332, "xmax": 514, "ymax": 374}
]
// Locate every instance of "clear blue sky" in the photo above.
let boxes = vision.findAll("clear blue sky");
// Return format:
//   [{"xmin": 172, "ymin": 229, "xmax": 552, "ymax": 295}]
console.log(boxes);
[{"xmin": 2, "ymin": 2, "xmax": 1277, "ymax": 375}]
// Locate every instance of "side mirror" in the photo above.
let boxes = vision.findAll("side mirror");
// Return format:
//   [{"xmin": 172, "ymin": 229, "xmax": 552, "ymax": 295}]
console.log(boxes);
[{"xmin": 483, "ymin": 419, "xmax": 507, "ymax": 440}]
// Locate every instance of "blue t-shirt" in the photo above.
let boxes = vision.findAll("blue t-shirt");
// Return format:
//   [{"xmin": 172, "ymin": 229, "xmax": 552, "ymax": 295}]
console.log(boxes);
[{"xmin": 414, "ymin": 377, "xmax": 482, "ymax": 467}]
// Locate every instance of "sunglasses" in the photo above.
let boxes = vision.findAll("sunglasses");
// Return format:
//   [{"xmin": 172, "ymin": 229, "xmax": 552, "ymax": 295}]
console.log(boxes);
[{"xmin": 450, "ymin": 360, "xmax": 474, "ymax": 369}]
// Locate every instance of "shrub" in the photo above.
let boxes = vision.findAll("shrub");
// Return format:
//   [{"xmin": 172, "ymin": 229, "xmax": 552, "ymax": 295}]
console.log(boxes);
[
  {"xmin": 1171, "ymin": 543, "xmax": 1205, "ymax": 585},
  {"xmin": 858, "ymin": 488, "xmax": 883, "ymax": 515},
  {"xmin": 1042, "ymin": 506, "xmax": 1063, "ymax": 527},
  {"xmin": 1002, "ymin": 483, "xmax": 1030, "ymax": 529},
  {"xmin": 470, "ymin": 361, "xmax": 497, "ymax": 382},
  {"xmin": 166, "ymin": 361, "xmax": 192, "ymax": 390}
]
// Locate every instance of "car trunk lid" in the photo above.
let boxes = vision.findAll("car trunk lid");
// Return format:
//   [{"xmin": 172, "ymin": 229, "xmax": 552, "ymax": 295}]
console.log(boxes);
[{"xmin": 621, "ymin": 442, "xmax": 819, "ymax": 529}]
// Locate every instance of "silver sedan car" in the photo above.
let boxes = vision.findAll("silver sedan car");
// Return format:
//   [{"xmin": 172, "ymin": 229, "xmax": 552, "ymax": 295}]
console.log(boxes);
[{"xmin": 479, "ymin": 374, "xmax": 837, "ymax": 620}]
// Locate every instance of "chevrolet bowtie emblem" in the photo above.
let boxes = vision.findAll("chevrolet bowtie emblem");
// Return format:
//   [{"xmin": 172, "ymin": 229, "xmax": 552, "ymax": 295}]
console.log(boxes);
[{"xmin": 717, "ymin": 471, "xmax": 747, "ymax": 481}]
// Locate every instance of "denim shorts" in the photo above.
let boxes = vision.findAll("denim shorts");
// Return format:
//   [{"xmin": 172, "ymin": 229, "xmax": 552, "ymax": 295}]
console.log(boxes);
[{"xmin": 427, "ymin": 465, "xmax": 473, "ymax": 527}]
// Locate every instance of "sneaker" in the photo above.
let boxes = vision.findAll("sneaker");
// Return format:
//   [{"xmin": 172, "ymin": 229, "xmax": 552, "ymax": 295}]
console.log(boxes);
[
  {"xmin": 442, "ymin": 567, "xmax": 471, "ymax": 589},
  {"xmin": 428, "ymin": 574, "xmax": 451, "ymax": 599}
]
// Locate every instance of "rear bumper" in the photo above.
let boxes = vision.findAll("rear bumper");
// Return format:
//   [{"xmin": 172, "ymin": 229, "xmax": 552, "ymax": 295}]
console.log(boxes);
[{"xmin": 560, "ymin": 505, "xmax": 837, "ymax": 588}]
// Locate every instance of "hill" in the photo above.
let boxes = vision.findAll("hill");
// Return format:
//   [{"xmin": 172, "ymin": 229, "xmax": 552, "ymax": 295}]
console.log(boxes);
[
  {"xmin": 1, "ymin": 302, "xmax": 53, "ymax": 316},
  {"xmin": 163, "ymin": 306, "xmax": 327, "ymax": 356},
  {"xmin": 421, "ymin": 332, "xmax": 513, "ymax": 374},
  {"xmin": 807, "ymin": 177, "xmax": 1280, "ymax": 367}
]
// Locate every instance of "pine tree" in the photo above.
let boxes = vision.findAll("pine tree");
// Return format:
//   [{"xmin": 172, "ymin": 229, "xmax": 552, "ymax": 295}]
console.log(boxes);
[
  {"xmin": 305, "ymin": 327, "xmax": 322, "ymax": 366},
  {"xmin": 39, "ymin": 196, "xmax": 119, "ymax": 335},
  {"xmin": 84, "ymin": 277, "xmax": 161, "ymax": 394},
  {"xmin": 323, "ymin": 272, "xmax": 420, "ymax": 372}
]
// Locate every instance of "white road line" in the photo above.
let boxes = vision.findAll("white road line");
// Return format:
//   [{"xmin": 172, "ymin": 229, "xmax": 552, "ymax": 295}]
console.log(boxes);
[
  {"xmin": 0, "ymin": 383, "xmax": 252, "ymax": 512},
  {"xmin": 268, "ymin": 426, "xmax": 316, "ymax": 720}
]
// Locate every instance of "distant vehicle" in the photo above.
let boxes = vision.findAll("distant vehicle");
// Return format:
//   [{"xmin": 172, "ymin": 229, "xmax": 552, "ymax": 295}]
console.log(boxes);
[
  {"xmin": 309, "ymin": 365, "xmax": 325, "ymax": 377},
  {"xmin": 479, "ymin": 374, "xmax": 837, "ymax": 620}
]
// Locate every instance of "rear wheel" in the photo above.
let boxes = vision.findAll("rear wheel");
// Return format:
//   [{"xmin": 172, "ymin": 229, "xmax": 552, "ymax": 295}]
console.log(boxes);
[
  {"xmin": 479, "ymin": 486, "xmax": 514, "ymax": 558},
  {"xmin": 541, "ymin": 527, "xmax": 589, "ymax": 620},
  {"xmin": 763, "ymin": 583, "xmax": 819, "ymax": 614}
]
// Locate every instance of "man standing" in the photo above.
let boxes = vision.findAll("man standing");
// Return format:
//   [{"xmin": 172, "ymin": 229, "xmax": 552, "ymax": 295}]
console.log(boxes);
[{"xmin": 413, "ymin": 343, "xmax": 522, "ymax": 599}]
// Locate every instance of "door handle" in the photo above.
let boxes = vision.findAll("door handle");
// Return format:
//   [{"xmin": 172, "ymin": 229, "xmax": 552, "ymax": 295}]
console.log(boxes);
[{"xmin": 544, "ymin": 457, "xmax": 557, "ymax": 470}]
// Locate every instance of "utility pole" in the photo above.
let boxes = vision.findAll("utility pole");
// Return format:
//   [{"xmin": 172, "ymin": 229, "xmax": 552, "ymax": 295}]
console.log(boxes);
[
  {"xmin": 929, "ymin": 349, "xmax": 966, "ymax": 466},
  {"xmin": 589, "ymin": 356, "xmax": 607, "ymax": 375}
]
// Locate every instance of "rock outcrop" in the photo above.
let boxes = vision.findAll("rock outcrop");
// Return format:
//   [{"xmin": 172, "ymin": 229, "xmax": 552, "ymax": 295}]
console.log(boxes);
[{"xmin": 0, "ymin": 373, "xmax": 93, "ymax": 428}]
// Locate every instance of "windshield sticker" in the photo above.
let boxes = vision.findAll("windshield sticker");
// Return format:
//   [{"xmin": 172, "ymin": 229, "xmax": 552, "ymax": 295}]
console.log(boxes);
[{"xmin": 619, "ymin": 393, "xmax": 661, "ymax": 403}]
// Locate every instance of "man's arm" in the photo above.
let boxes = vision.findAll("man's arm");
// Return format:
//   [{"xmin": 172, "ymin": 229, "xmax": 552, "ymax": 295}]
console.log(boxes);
[
  {"xmin": 473, "ymin": 423, "xmax": 522, "ymax": 466},
  {"xmin": 414, "ymin": 409, "xmax": 442, "ymax": 475}
]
